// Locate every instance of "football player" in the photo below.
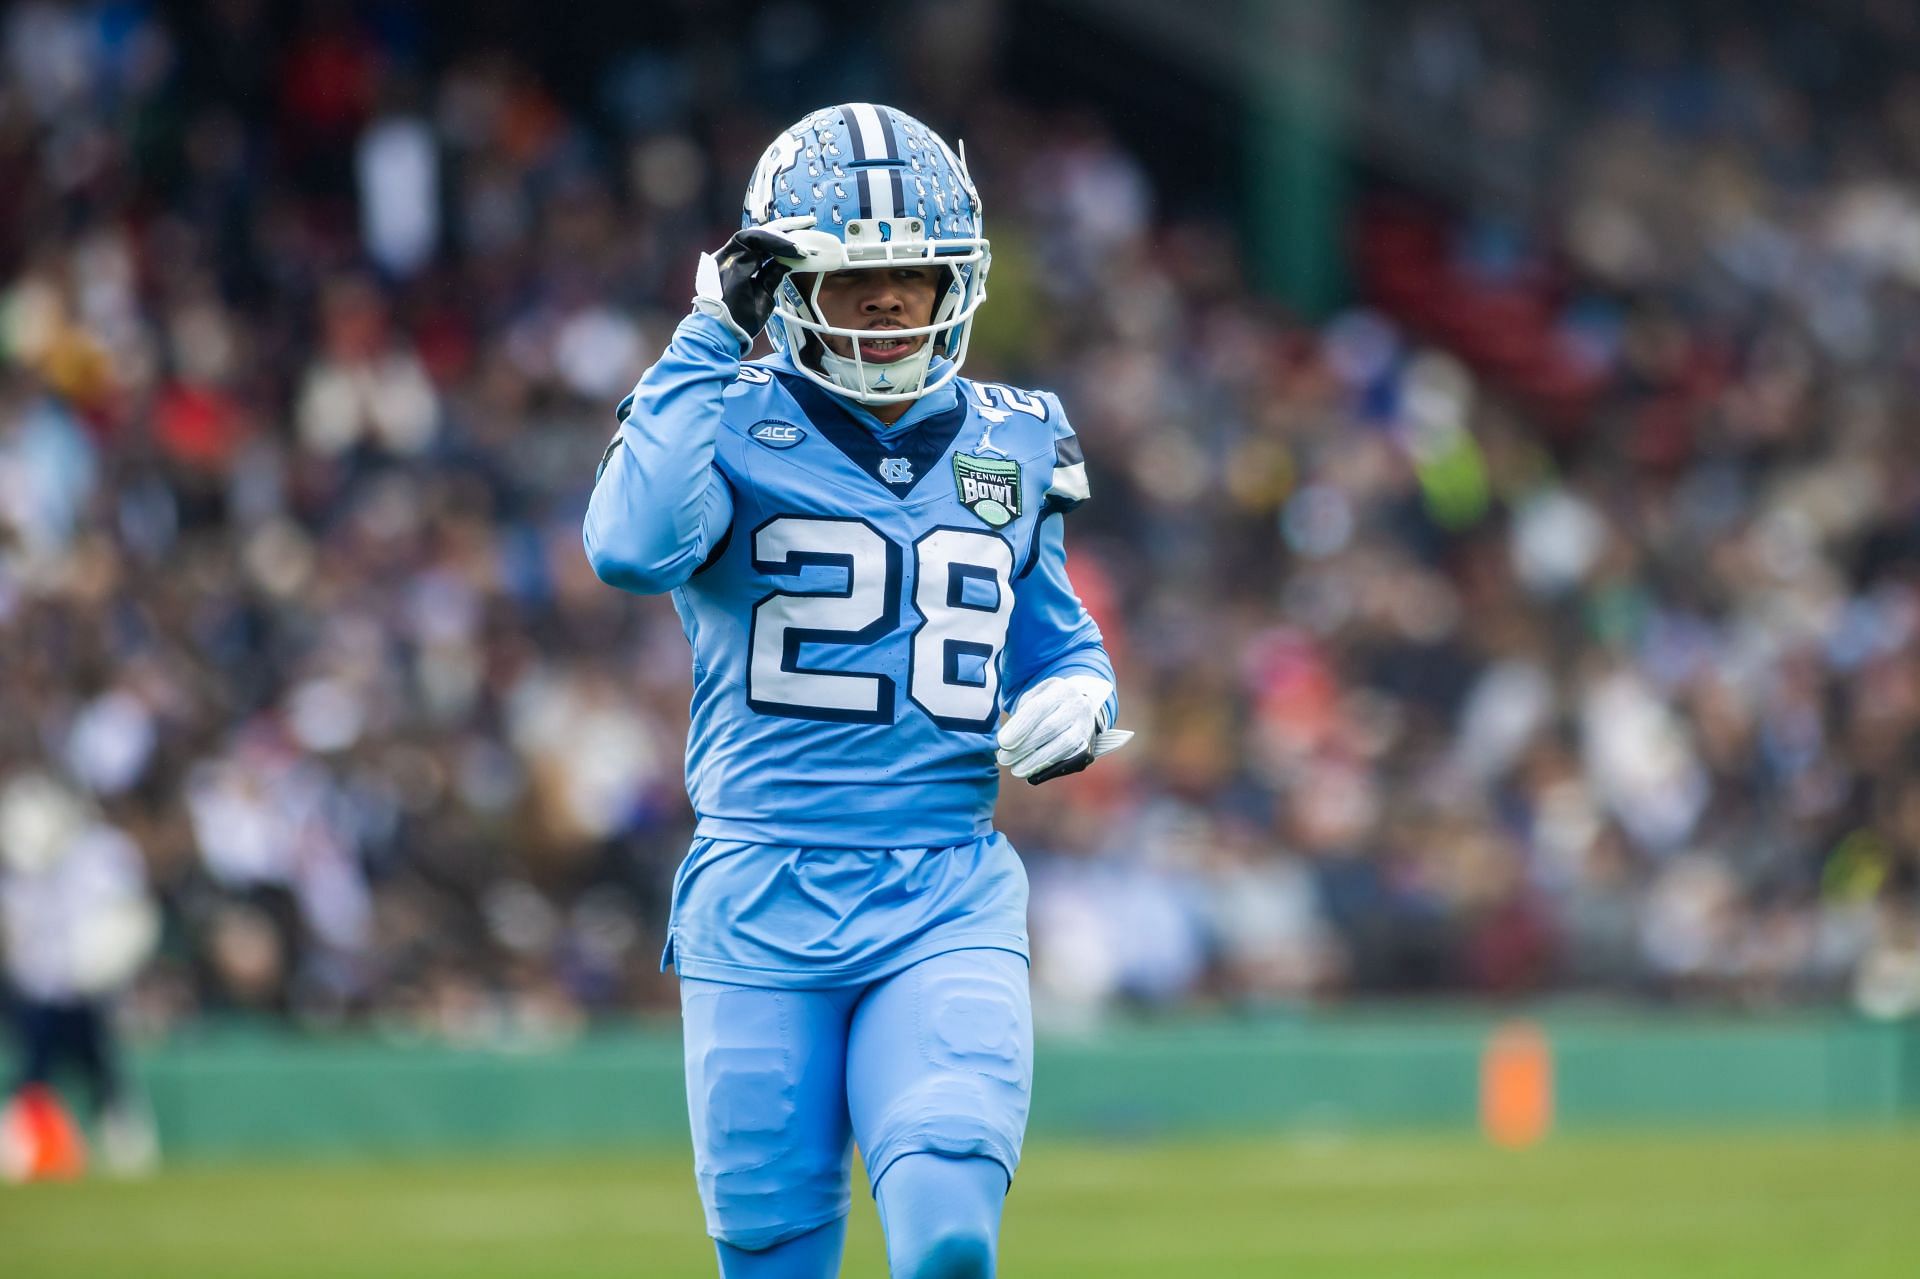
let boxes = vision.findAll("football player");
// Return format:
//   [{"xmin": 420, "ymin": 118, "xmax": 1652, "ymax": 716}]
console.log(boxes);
[{"xmin": 585, "ymin": 103, "xmax": 1128, "ymax": 1279}]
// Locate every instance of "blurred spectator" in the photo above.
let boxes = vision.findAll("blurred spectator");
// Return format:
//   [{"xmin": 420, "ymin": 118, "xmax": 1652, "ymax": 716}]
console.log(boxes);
[
  {"xmin": 0, "ymin": 0, "xmax": 1917, "ymax": 1044},
  {"xmin": 1, "ymin": 771, "xmax": 159, "ymax": 1172}
]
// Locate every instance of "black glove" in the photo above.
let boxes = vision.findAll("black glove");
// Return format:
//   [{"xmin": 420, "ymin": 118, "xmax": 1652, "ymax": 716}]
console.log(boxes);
[
  {"xmin": 1027, "ymin": 750, "xmax": 1096, "ymax": 785},
  {"xmin": 692, "ymin": 215, "xmax": 819, "ymax": 347}
]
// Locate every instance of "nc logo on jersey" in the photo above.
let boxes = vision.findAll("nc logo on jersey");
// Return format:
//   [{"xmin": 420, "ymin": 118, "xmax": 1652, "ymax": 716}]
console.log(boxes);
[
  {"xmin": 750, "ymin": 420, "xmax": 807, "ymax": 450},
  {"xmin": 952, "ymin": 453, "xmax": 1022, "ymax": 527},
  {"xmin": 879, "ymin": 457, "xmax": 914, "ymax": 485}
]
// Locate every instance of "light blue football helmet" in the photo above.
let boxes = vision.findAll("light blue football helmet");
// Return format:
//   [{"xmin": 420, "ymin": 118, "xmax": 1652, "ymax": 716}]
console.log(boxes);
[{"xmin": 742, "ymin": 103, "xmax": 991, "ymax": 405}]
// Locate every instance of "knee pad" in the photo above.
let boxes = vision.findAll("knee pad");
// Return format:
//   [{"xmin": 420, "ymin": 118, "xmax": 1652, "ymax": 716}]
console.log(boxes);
[
  {"xmin": 896, "ymin": 1227, "xmax": 994, "ymax": 1279},
  {"xmin": 877, "ymin": 1155, "xmax": 1005, "ymax": 1279},
  {"xmin": 716, "ymin": 1217, "xmax": 848, "ymax": 1278},
  {"xmin": 683, "ymin": 989, "xmax": 850, "ymax": 1251},
  {"xmin": 864, "ymin": 966, "xmax": 1032, "ymax": 1184}
]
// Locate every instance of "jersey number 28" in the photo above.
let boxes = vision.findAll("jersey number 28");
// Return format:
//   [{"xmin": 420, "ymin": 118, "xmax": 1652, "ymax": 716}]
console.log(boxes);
[{"xmin": 747, "ymin": 515, "xmax": 1013, "ymax": 732}]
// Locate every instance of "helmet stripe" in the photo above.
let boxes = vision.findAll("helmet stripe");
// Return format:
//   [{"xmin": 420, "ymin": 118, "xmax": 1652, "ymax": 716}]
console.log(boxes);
[
  {"xmin": 840, "ymin": 103, "xmax": 872, "ymax": 218},
  {"xmin": 841, "ymin": 103, "xmax": 872, "ymax": 160},
  {"xmin": 842, "ymin": 102, "xmax": 897, "ymax": 220},
  {"xmin": 868, "ymin": 169, "xmax": 896, "ymax": 220},
  {"xmin": 844, "ymin": 102, "xmax": 897, "ymax": 161}
]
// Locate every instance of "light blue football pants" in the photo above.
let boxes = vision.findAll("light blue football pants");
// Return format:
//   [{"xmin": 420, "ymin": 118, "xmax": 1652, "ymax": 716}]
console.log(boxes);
[{"xmin": 680, "ymin": 947, "xmax": 1033, "ymax": 1277}]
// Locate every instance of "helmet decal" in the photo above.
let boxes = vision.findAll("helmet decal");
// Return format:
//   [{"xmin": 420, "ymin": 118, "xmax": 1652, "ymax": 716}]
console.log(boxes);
[{"xmin": 744, "ymin": 128, "xmax": 806, "ymax": 225}]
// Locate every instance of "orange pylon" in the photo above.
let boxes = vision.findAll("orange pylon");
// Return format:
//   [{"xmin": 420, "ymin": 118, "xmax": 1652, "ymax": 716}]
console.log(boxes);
[
  {"xmin": 1480, "ymin": 1021, "xmax": 1553, "ymax": 1149},
  {"xmin": 1, "ymin": 1085, "xmax": 88, "ymax": 1183}
]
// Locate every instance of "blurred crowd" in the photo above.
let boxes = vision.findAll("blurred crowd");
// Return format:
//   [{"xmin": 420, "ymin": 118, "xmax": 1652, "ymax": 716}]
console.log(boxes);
[{"xmin": 3, "ymin": 0, "xmax": 1919, "ymax": 1041}]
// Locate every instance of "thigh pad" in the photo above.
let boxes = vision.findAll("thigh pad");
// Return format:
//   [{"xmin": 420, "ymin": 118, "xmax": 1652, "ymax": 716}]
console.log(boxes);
[
  {"xmin": 682, "ymin": 985, "xmax": 852, "ymax": 1250},
  {"xmin": 855, "ymin": 950, "xmax": 1034, "ymax": 1186}
]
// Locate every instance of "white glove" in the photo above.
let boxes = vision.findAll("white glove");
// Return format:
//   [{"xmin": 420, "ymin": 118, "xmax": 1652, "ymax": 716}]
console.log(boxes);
[{"xmin": 995, "ymin": 674, "xmax": 1134, "ymax": 784}]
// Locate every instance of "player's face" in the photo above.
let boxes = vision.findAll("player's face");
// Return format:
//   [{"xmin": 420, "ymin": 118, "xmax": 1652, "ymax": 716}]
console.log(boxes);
[{"xmin": 809, "ymin": 267, "xmax": 943, "ymax": 364}]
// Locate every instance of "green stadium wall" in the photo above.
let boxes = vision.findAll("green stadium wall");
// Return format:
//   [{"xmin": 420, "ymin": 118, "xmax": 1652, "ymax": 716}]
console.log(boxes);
[{"xmin": 125, "ymin": 1011, "xmax": 1920, "ymax": 1160}]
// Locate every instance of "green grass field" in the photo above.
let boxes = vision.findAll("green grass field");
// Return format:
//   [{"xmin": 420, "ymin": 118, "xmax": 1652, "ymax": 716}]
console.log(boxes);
[{"xmin": 4, "ymin": 1130, "xmax": 1917, "ymax": 1277}]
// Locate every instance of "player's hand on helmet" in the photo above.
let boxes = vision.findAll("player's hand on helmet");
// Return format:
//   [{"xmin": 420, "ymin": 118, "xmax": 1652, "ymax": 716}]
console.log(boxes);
[
  {"xmin": 693, "ymin": 216, "xmax": 840, "ymax": 348},
  {"xmin": 996, "ymin": 674, "xmax": 1133, "ymax": 785}
]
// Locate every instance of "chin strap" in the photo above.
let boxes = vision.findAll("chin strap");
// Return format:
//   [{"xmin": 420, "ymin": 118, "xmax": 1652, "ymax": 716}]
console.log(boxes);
[{"xmin": 816, "ymin": 342, "xmax": 936, "ymax": 402}]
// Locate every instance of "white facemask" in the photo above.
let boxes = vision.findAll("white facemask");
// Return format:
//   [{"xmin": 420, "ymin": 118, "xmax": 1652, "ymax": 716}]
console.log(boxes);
[{"xmin": 766, "ymin": 218, "xmax": 990, "ymax": 406}]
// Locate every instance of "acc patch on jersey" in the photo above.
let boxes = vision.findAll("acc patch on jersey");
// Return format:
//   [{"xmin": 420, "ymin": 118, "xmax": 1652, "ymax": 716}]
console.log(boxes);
[
  {"xmin": 953, "ymin": 452, "xmax": 1021, "ymax": 527},
  {"xmin": 750, "ymin": 419, "xmax": 807, "ymax": 449}
]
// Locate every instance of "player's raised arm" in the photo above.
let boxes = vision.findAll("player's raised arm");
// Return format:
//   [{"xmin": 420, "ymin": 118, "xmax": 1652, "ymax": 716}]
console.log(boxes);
[{"xmin": 582, "ymin": 218, "xmax": 825, "ymax": 595}]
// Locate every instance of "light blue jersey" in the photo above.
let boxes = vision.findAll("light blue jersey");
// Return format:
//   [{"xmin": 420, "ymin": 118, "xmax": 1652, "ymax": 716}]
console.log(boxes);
[{"xmin": 584, "ymin": 312, "xmax": 1114, "ymax": 982}]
